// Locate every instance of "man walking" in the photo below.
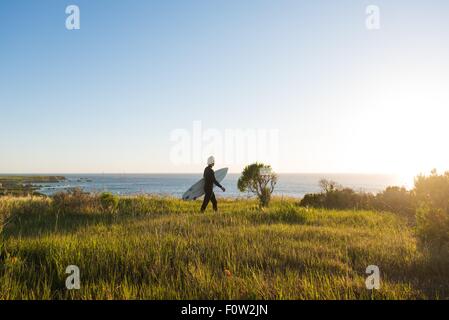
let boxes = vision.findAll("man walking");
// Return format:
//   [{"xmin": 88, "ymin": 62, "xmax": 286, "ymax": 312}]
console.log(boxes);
[{"xmin": 201, "ymin": 156, "xmax": 225, "ymax": 212}]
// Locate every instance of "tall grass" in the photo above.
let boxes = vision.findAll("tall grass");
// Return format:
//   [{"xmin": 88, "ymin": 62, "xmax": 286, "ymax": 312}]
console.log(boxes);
[{"xmin": 0, "ymin": 195, "xmax": 448, "ymax": 300}]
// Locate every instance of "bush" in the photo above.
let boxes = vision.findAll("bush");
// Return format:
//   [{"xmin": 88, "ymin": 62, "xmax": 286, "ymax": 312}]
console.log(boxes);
[
  {"xmin": 416, "ymin": 205, "xmax": 449, "ymax": 252},
  {"xmin": 300, "ymin": 180, "xmax": 376, "ymax": 210},
  {"xmin": 414, "ymin": 171, "xmax": 449, "ymax": 252},
  {"xmin": 373, "ymin": 186, "xmax": 415, "ymax": 218},
  {"xmin": 52, "ymin": 188, "xmax": 96, "ymax": 215},
  {"xmin": 300, "ymin": 193, "xmax": 325, "ymax": 208},
  {"xmin": 99, "ymin": 192, "xmax": 119, "ymax": 213},
  {"xmin": 414, "ymin": 170, "xmax": 449, "ymax": 211},
  {"xmin": 299, "ymin": 179, "xmax": 415, "ymax": 216}
]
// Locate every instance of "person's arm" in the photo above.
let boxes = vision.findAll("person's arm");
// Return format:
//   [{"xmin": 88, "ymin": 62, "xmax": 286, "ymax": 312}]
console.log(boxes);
[{"xmin": 212, "ymin": 171, "xmax": 225, "ymax": 191}]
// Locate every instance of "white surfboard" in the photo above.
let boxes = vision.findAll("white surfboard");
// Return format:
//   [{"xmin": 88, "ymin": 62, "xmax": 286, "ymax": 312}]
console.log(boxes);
[{"xmin": 182, "ymin": 168, "xmax": 228, "ymax": 200}]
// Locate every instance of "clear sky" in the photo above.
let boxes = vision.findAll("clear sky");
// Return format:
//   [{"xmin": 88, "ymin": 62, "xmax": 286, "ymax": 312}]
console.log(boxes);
[{"xmin": 1, "ymin": 0, "xmax": 449, "ymax": 176}]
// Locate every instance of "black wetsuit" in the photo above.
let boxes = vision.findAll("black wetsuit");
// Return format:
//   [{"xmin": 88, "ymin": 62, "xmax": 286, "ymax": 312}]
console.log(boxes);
[{"xmin": 200, "ymin": 165, "xmax": 223, "ymax": 212}]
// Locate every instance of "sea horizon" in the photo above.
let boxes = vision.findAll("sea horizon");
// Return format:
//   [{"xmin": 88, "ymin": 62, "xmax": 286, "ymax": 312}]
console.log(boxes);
[
  {"xmin": 8, "ymin": 172, "xmax": 415, "ymax": 198},
  {"xmin": 0, "ymin": 171, "xmax": 417, "ymax": 176}
]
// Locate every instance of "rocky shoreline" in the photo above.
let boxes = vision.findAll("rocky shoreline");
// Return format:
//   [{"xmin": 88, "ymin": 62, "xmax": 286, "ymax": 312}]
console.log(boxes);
[{"xmin": 0, "ymin": 176, "xmax": 66, "ymax": 196}]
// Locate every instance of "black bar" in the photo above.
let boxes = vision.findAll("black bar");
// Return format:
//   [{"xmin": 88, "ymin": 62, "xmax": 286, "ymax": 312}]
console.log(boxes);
[{"xmin": 1, "ymin": 300, "xmax": 447, "ymax": 318}]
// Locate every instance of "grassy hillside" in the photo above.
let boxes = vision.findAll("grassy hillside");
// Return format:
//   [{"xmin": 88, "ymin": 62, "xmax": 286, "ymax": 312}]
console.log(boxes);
[{"xmin": 0, "ymin": 196, "xmax": 448, "ymax": 300}]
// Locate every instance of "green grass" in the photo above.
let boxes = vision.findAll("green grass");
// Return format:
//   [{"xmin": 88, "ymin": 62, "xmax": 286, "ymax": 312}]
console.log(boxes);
[{"xmin": 0, "ymin": 196, "xmax": 448, "ymax": 300}]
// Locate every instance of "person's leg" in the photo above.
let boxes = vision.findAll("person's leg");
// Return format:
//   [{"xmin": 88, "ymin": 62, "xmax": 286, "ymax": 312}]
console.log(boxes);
[
  {"xmin": 211, "ymin": 192, "xmax": 218, "ymax": 212},
  {"xmin": 201, "ymin": 190, "xmax": 212, "ymax": 212}
]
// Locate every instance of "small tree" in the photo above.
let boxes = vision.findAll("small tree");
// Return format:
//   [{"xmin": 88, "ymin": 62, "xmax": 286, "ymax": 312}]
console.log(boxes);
[
  {"xmin": 318, "ymin": 179, "xmax": 341, "ymax": 193},
  {"xmin": 238, "ymin": 163, "xmax": 277, "ymax": 207}
]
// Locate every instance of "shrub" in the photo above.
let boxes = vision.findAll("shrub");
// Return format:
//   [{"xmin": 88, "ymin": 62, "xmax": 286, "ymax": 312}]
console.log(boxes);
[
  {"xmin": 300, "ymin": 193, "xmax": 326, "ymax": 208},
  {"xmin": 52, "ymin": 188, "xmax": 96, "ymax": 214},
  {"xmin": 414, "ymin": 171, "xmax": 449, "ymax": 252},
  {"xmin": 299, "ymin": 180, "xmax": 415, "ymax": 216},
  {"xmin": 374, "ymin": 186, "xmax": 415, "ymax": 218},
  {"xmin": 414, "ymin": 170, "xmax": 449, "ymax": 211},
  {"xmin": 416, "ymin": 205, "xmax": 449, "ymax": 252},
  {"xmin": 99, "ymin": 192, "xmax": 119, "ymax": 213},
  {"xmin": 299, "ymin": 182, "xmax": 376, "ymax": 211}
]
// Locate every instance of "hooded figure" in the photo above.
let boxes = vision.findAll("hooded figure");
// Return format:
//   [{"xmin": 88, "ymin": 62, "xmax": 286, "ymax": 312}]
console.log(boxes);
[{"xmin": 200, "ymin": 156, "xmax": 225, "ymax": 212}]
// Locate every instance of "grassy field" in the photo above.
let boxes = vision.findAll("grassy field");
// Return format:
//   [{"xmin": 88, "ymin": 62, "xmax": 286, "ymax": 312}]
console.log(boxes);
[{"xmin": 0, "ymin": 196, "xmax": 448, "ymax": 300}]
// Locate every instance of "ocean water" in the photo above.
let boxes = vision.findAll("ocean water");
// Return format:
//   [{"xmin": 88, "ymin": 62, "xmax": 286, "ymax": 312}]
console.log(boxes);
[{"xmin": 35, "ymin": 173, "xmax": 413, "ymax": 198}]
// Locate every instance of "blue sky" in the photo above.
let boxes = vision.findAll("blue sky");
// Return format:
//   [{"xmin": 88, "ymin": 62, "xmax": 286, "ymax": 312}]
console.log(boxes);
[{"xmin": 1, "ymin": 0, "xmax": 449, "ymax": 175}]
